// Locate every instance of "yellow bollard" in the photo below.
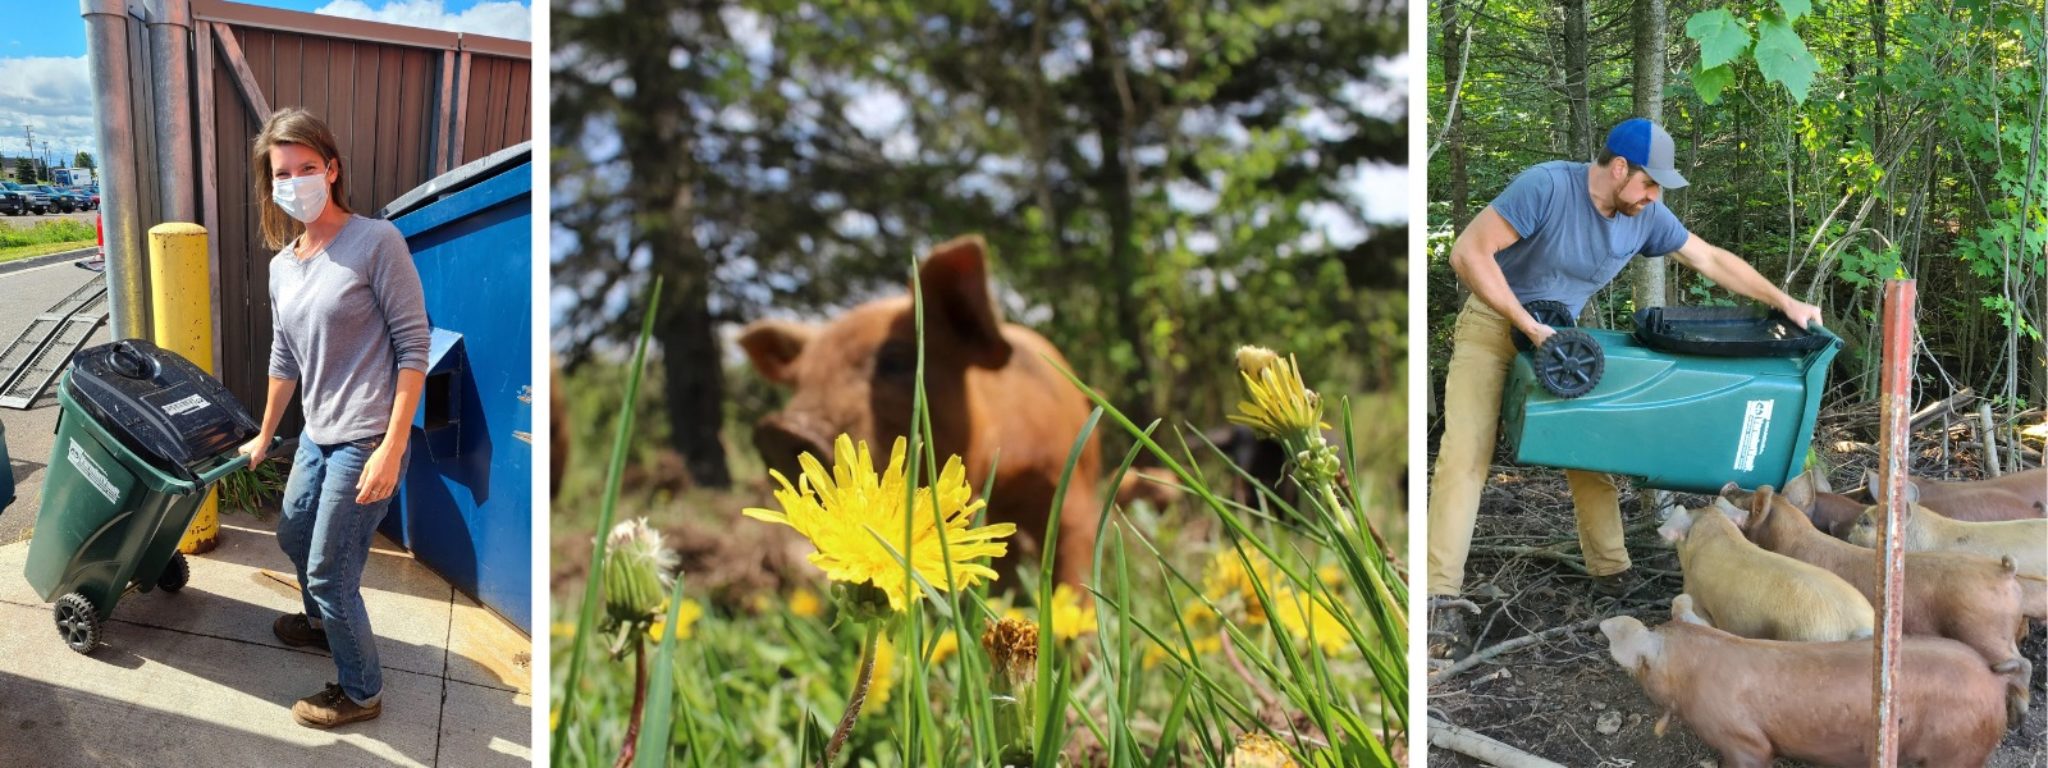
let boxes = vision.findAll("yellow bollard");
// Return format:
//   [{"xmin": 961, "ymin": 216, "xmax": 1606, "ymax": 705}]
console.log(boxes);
[{"xmin": 149, "ymin": 223, "xmax": 224, "ymax": 555}]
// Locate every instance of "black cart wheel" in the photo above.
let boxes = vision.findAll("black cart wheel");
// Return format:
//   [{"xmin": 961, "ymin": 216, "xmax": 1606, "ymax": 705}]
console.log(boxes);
[
  {"xmin": 1532, "ymin": 328, "xmax": 1605, "ymax": 398},
  {"xmin": 158, "ymin": 552, "xmax": 190, "ymax": 593},
  {"xmin": 1514, "ymin": 300, "xmax": 1578, "ymax": 352},
  {"xmin": 53, "ymin": 593, "xmax": 102, "ymax": 654}
]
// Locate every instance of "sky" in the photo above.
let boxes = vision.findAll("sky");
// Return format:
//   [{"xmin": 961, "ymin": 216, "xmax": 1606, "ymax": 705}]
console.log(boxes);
[{"xmin": 0, "ymin": 0, "xmax": 530, "ymax": 169}]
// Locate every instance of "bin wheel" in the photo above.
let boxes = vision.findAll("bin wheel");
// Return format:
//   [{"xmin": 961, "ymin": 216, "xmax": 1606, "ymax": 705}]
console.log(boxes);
[
  {"xmin": 1514, "ymin": 300, "xmax": 1577, "ymax": 352},
  {"xmin": 53, "ymin": 593, "xmax": 101, "ymax": 654},
  {"xmin": 158, "ymin": 552, "xmax": 190, "ymax": 593},
  {"xmin": 1532, "ymin": 328, "xmax": 1605, "ymax": 398}
]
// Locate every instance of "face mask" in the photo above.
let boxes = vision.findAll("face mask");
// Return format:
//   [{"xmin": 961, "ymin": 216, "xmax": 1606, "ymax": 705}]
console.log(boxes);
[{"xmin": 271, "ymin": 168, "xmax": 330, "ymax": 224}]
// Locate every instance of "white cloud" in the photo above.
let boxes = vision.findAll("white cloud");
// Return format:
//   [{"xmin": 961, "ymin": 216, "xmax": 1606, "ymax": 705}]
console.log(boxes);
[
  {"xmin": 0, "ymin": 56, "xmax": 97, "ymax": 163},
  {"xmin": 314, "ymin": 0, "xmax": 531, "ymax": 41}
]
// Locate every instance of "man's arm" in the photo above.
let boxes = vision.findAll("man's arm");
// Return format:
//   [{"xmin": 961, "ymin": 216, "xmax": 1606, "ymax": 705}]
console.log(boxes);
[
  {"xmin": 1670, "ymin": 233, "xmax": 1824, "ymax": 327},
  {"xmin": 1449, "ymin": 206, "xmax": 1555, "ymax": 345}
]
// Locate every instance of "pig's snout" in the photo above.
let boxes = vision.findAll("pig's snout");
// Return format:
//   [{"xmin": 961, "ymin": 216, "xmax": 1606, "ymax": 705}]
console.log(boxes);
[{"xmin": 755, "ymin": 414, "xmax": 836, "ymax": 480}]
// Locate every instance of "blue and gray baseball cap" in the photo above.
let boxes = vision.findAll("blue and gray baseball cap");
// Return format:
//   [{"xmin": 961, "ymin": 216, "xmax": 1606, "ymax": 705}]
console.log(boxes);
[{"xmin": 1604, "ymin": 118, "xmax": 1688, "ymax": 189}]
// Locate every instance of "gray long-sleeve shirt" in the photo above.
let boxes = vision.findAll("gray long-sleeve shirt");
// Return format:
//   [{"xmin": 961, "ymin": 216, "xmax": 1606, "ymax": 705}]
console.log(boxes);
[{"xmin": 267, "ymin": 214, "xmax": 431, "ymax": 446}]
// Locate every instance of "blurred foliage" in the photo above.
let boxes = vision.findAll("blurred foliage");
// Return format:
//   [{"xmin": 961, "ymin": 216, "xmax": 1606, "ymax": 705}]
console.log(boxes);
[
  {"xmin": 553, "ymin": 0, "xmax": 1410, "ymax": 486},
  {"xmin": 1427, "ymin": 0, "xmax": 2046, "ymax": 417}
]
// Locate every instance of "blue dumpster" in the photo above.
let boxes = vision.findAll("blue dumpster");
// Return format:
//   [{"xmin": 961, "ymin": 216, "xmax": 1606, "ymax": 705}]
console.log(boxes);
[
  {"xmin": 378, "ymin": 144, "xmax": 534, "ymax": 632},
  {"xmin": 2, "ymin": 420, "xmax": 13, "ymax": 513}
]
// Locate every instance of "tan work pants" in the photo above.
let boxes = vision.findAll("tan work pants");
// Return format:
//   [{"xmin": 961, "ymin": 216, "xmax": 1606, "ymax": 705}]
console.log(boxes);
[{"xmin": 1427, "ymin": 297, "xmax": 1629, "ymax": 595}]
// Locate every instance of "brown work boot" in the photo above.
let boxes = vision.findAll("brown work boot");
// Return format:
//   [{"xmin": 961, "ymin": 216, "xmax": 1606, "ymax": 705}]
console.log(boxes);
[
  {"xmin": 1590, "ymin": 569, "xmax": 1640, "ymax": 599},
  {"xmin": 292, "ymin": 683, "xmax": 381, "ymax": 728},
  {"xmin": 273, "ymin": 612, "xmax": 329, "ymax": 649}
]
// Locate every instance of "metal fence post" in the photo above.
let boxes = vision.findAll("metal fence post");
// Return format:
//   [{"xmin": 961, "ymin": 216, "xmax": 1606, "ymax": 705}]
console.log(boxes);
[{"xmin": 81, "ymin": 0, "xmax": 149, "ymax": 341}]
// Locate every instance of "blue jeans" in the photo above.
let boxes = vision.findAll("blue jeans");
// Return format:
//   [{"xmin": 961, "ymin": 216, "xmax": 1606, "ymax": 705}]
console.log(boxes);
[{"xmin": 277, "ymin": 433, "xmax": 403, "ymax": 705}]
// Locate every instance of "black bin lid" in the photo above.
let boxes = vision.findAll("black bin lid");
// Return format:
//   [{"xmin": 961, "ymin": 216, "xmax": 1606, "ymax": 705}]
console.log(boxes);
[
  {"xmin": 1632, "ymin": 306, "xmax": 1834, "ymax": 357},
  {"xmin": 65, "ymin": 339, "xmax": 259, "ymax": 480}
]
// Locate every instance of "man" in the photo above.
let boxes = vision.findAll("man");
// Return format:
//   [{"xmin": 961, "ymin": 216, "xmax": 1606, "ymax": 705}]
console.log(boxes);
[{"xmin": 1427, "ymin": 118, "xmax": 1823, "ymax": 654}]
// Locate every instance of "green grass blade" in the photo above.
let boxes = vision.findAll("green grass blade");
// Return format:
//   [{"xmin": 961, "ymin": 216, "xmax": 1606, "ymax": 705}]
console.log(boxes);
[
  {"xmin": 553, "ymin": 277, "xmax": 663, "ymax": 764},
  {"xmin": 636, "ymin": 573, "xmax": 693, "ymax": 768}
]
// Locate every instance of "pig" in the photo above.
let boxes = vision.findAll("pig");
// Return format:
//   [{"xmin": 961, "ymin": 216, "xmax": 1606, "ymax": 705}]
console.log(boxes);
[
  {"xmin": 1722, "ymin": 482, "xmax": 2030, "ymax": 726},
  {"xmin": 1778, "ymin": 468, "xmax": 1867, "ymax": 536},
  {"xmin": 1600, "ymin": 595, "xmax": 2008, "ymax": 768},
  {"xmin": 1841, "ymin": 489, "xmax": 2048, "ymax": 620},
  {"xmin": 1847, "ymin": 480, "xmax": 2048, "ymax": 580},
  {"xmin": 1860, "ymin": 468, "xmax": 2046, "ymax": 522},
  {"xmin": 1657, "ymin": 499, "xmax": 1874, "ymax": 642},
  {"xmin": 738, "ymin": 236, "xmax": 1104, "ymax": 587}
]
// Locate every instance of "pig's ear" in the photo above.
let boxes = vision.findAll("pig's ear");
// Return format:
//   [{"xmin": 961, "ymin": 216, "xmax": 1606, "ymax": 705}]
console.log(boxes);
[
  {"xmin": 1712, "ymin": 495, "xmax": 1749, "ymax": 527},
  {"xmin": 1655, "ymin": 506, "xmax": 1692, "ymax": 543},
  {"xmin": 1783, "ymin": 471, "xmax": 1815, "ymax": 509},
  {"xmin": 739, "ymin": 319, "xmax": 815, "ymax": 384},
  {"xmin": 1810, "ymin": 468, "xmax": 1834, "ymax": 494},
  {"xmin": 1671, "ymin": 595, "xmax": 1712, "ymax": 627},
  {"xmin": 918, "ymin": 235, "xmax": 1013, "ymax": 368},
  {"xmin": 1599, "ymin": 617, "xmax": 1659, "ymax": 672}
]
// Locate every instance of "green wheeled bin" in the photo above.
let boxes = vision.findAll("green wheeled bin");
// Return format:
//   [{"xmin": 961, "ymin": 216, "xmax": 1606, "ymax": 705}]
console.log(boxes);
[
  {"xmin": 1501, "ymin": 307, "xmax": 1842, "ymax": 493},
  {"xmin": 24, "ymin": 339, "xmax": 261, "ymax": 653}
]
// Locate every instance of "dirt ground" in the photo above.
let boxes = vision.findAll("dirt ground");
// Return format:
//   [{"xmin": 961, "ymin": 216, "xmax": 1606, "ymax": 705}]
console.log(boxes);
[{"xmin": 1425, "ymin": 407, "xmax": 2047, "ymax": 767}]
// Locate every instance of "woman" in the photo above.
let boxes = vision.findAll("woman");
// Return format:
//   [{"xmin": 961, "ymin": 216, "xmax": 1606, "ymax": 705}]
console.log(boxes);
[{"xmin": 237, "ymin": 107, "xmax": 430, "ymax": 729}]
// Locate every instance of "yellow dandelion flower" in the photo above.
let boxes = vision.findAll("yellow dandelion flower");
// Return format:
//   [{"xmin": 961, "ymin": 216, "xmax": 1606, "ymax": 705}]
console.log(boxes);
[
  {"xmin": 647, "ymin": 598, "xmax": 704, "ymax": 643},
  {"xmin": 1228, "ymin": 732, "xmax": 1299, "ymax": 768},
  {"xmin": 550, "ymin": 707, "xmax": 560, "ymax": 731},
  {"xmin": 744, "ymin": 435, "xmax": 1017, "ymax": 613},
  {"xmin": 928, "ymin": 629, "xmax": 960, "ymax": 665},
  {"xmin": 789, "ymin": 586, "xmax": 824, "ymax": 619},
  {"xmin": 1271, "ymin": 588, "xmax": 1351, "ymax": 656},
  {"xmin": 862, "ymin": 633, "xmax": 896, "ymax": 715},
  {"xmin": 1317, "ymin": 564, "xmax": 1344, "ymax": 586},
  {"xmin": 1047, "ymin": 583, "xmax": 1098, "ymax": 641},
  {"xmin": 1228, "ymin": 347, "xmax": 1330, "ymax": 438},
  {"xmin": 550, "ymin": 621, "xmax": 577, "ymax": 639},
  {"xmin": 1203, "ymin": 548, "xmax": 1279, "ymax": 625},
  {"xmin": 1142, "ymin": 633, "xmax": 1223, "ymax": 670}
]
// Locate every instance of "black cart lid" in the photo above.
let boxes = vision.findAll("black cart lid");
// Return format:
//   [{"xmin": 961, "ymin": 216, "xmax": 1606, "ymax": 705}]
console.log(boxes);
[
  {"xmin": 1632, "ymin": 306, "xmax": 1836, "ymax": 357},
  {"xmin": 64, "ymin": 340, "xmax": 259, "ymax": 479}
]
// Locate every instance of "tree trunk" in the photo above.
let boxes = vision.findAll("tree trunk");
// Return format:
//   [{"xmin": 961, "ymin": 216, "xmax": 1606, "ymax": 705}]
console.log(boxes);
[
  {"xmin": 1085, "ymin": 7, "xmax": 1157, "ymax": 428},
  {"xmin": 623, "ymin": 0, "xmax": 732, "ymax": 488},
  {"xmin": 1560, "ymin": 0, "xmax": 1594, "ymax": 161},
  {"xmin": 1630, "ymin": 0, "xmax": 1670, "ymax": 310},
  {"xmin": 1442, "ymin": 0, "xmax": 1470, "ymax": 227}
]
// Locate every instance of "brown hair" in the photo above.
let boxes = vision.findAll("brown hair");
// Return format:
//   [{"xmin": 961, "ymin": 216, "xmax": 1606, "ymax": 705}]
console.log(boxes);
[{"xmin": 251, "ymin": 107, "xmax": 352, "ymax": 249}]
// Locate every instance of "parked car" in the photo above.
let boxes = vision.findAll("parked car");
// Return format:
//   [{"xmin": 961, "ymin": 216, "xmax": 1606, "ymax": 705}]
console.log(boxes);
[
  {"xmin": 2, "ymin": 181, "xmax": 51, "ymax": 214},
  {"xmin": 0, "ymin": 181, "xmax": 28, "ymax": 215},
  {"xmin": 34, "ymin": 185, "xmax": 76, "ymax": 213}
]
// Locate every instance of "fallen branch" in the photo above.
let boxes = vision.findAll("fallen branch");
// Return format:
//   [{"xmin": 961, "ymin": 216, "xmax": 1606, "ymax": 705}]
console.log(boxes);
[
  {"xmin": 1427, "ymin": 718, "xmax": 1570, "ymax": 768},
  {"xmin": 1431, "ymin": 616, "xmax": 1606, "ymax": 680},
  {"xmin": 1910, "ymin": 388, "xmax": 1975, "ymax": 431},
  {"xmin": 1469, "ymin": 545, "xmax": 1589, "ymax": 575}
]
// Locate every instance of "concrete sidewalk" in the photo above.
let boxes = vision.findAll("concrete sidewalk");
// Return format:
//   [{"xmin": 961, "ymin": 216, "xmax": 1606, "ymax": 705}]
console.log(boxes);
[
  {"xmin": 0, "ymin": 515, "xmax": 532, "ymax": 768},
  {"xmin": 1, "ymin": 258, "xmax": 110, "ymax": 547}
]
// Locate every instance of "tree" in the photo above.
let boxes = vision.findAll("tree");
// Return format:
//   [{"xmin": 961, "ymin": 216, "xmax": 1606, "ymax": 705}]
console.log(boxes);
[
  {"xmin": 73, "ymin": 151, "xmax": 94, "ymax": 170},
  {"xmin": 1629, "ymin": 0, "xmax": 1670, "ymax": 311}
]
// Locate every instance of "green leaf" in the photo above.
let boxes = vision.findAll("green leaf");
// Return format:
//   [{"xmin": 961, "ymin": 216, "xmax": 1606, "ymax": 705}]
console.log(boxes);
[
  {"xmin": 1694, "ymin": 65, "xmax": 1736, "ymax": 104},
  {"xmin": 1776, "ymin": 0, "xmax": 1811, "ymax": 22},
  {"xmin": 1685, "ymin": 9, "xmax": 1752, "ymax": 69},
  {"xmin": 636, "ymin": 573, "xmax": 692, "ymax": 768},
  {"xmin": 1754, "ymin": 16, "xmax": 1821, "ymax": 102}
]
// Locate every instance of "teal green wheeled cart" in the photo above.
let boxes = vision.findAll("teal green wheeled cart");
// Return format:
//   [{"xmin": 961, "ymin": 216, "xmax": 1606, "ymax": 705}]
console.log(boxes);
[
  {"xmin": 23, "ymin": 340, "xmax": 260, "ymax": 653},
  {"xmin": 1501, "ymin": 307, "xmax": 1841, "ymax": 494}
]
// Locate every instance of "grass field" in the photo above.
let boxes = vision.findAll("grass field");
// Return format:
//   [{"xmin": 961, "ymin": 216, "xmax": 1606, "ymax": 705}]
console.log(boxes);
[
  {"xmin": 549, "ymin": 284, "xmax": 1411, "ymax": 767},
  {"xmin": 0, "ymin": 219, "xmax": 95, "ymax": 264}
]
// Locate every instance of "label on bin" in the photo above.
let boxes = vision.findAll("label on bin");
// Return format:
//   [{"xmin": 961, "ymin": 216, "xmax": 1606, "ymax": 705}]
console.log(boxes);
[
  {"xmin": 162, "ymin": 393, "xmax": 210, "ymax": 417},
  {"xmin": 67, "ymin": 439, "xmax": 121, "ymax": 504},
  {"xmin": 161, "ymin": 393, "xmax": 210, "ymax": 417},
  {"xmin": 1733, "ymin": 399, "xmax": 1774, "ymax": 473}
]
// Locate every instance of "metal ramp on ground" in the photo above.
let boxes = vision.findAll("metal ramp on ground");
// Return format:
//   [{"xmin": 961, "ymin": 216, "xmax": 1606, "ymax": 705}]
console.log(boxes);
[{"xmin": 0, "ymin": 277, "xmax": 108, "ymax": 409}]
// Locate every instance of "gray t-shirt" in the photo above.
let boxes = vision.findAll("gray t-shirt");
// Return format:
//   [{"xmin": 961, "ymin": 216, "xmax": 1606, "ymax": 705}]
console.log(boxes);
[
  {"xmin": 267, "ymin": 214, "xmax": 431, "ymax": 446},
  {"xmin": 1490, "ymin": 160, "xmax": 1691, "ymax": 316}
]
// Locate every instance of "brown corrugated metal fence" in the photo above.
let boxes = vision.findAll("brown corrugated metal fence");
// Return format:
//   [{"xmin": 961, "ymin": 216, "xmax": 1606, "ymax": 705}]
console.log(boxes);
[{"xmin": 188, "ymin": 0, "xmax": 530, "ymax": 427}]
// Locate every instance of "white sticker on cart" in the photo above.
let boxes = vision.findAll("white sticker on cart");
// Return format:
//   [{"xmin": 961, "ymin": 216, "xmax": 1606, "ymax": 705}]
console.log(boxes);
[
  {"xmin": 67, "ymin": 439, "xmax": 121, "ymax": 504},
  {"xmin": 162, "ymin": 393, "xmax": 209, "ymax": 417},
  {"xmin": 1733, "ymin": 399, "xmax": 1774, "ymax": 473}
]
